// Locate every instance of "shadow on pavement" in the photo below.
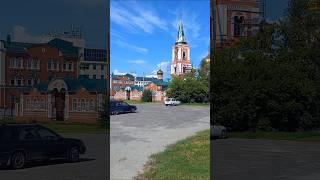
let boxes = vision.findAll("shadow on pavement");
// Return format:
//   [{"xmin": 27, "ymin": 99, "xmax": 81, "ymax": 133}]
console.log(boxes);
[{"xmin": 0, "ymin": 158, "xmax": 95, "ymax": 170}]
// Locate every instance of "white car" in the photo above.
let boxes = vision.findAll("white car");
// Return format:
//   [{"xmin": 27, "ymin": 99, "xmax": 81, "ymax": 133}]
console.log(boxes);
[
  {"xmin": 164, "ymin": 98, "xmax": 181, "ymax": 106},
  {"xmin": 211, "ymin": 125, "xmax": 227, "ymax": 139}
]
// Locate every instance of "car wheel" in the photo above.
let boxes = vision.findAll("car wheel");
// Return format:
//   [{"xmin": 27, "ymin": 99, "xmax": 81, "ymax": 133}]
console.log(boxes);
[
  {"xmin": 10, "ymin": 151, "xmax": 25, "ymax": 169},
  {"xmin": 68, "ymin": 146, "xmax": 80, "ymax": 163},
  {"xmin": 220, "ymin": 130, "xmax": 227, "ymax": 139},
  {"xmin": 114, "ymin": 111, "xmax": 119, "ymax": 115}
]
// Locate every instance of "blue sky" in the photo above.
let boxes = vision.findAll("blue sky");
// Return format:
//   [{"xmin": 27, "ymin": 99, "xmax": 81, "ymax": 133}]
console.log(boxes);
[
  {"xmin": 110, "ymin": 0, "xmax": 289, "ymax": 80},
  {"xmin": 0, "ymin": 0, "xmax": 107, "ymax": 49},
  {"xmin": 110, "ymin": 0, "xmax": 210, "ymax": 80}
]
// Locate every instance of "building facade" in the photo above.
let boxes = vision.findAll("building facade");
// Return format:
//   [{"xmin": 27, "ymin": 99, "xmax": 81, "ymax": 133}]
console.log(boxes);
[
  {"xmin": 211, "ymin": 0, "xmax": 265, "ymax": 49},
  {"xmin": 0, "ymin": 37, "xmax": 79, "ymax": 115},
  {"xmin": 171, "ymin": 19, "xmax": 192, "ymax": 77},
  {"xmin": 17, "ymin": 78, "xmax": 106, "ymax": 123},
  {"xmin": 79, "ymin": 48, "xmax": 108, "ymax": 79},
  {"xmin": 111, "ymin": 70, "xmax": 167, "ymax": 102}
]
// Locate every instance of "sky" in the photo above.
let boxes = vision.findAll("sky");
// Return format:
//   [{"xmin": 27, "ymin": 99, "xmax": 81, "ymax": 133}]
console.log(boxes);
[
  {"xmin": 110, "ymin": 0, "xmax": 210, "ymax": 80},
  {"xmin": 0, "ymin": 0, "xmax": 289, "ymax": 80},
  {"xmin": 0, "ymin": 0, "xmax": 107, "ymax": 49},
  {"xmin": 110, "ymin": 0, "xmax": 290, "ymax": 80}
]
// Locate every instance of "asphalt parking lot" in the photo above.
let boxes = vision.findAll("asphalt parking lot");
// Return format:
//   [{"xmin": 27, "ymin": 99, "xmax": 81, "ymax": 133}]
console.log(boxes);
[
  {"xmin": 0, "ymin": 134, "xmax": 109, "ymax": 180},
  {"xmin": 212, "ymin": 138, "xmax": 320, "ymax": 180},
  {"xmin": 110, "ymin": 103, "xmax": 210, "ymax": 179}
]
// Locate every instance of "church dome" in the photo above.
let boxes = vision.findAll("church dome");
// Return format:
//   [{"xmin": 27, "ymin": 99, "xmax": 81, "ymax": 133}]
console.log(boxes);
[{"xmin": 157, "ymin": 69, "xmax": 163, "ymax": 75}]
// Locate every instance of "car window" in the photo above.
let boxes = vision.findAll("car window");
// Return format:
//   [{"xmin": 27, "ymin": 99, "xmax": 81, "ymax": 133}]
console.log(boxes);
[
  {"xmin": 18, "ymin": 128, "xmax": 39, "ymax": 141},
  {"xmin": 37, "ymin": 128, "xmax": 58, "ymax": 140}
]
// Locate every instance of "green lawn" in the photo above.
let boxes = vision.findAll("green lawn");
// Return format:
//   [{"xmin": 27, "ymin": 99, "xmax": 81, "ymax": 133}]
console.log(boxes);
[
  {"xmin": 230, "ymin": 131, "xmax": 320, "ymax": 141},
  {"xmin": 181, "ymin": 103, "xmax": 210, "ymax": 107},
  {"xmin": 123, "ymin": 100, "xmax": 162, "ymax": 105},
  {"xmin": 136, "ymin": 130, "xmax": 210, "ymax": 180},
  {"xmin": 0, "ymin": 118, "xmax": 107, "ymax": 134}
]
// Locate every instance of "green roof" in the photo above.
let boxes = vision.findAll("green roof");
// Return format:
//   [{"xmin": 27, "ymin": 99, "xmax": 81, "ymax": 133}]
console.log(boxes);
[
  {"xmin": 47, "ymin": 38, "xmax": 79, "ymax": 56},
  {"xmin": 33, "ymin": 78, "xmax": 107, "ymax": 93},
  {"xmin": 145, "ymin": 79, "xmax": 169, "ymax": 87}
]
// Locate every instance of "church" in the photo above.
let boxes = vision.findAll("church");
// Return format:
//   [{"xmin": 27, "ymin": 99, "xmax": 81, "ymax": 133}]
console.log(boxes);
[{"xmin": 171, "ymin": 19, "xmax": 192, "ymax": 77}]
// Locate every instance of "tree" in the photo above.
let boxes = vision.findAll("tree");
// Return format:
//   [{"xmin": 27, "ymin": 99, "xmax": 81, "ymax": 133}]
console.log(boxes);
[
  {"xmin": 210, "ymin": 0, "xmax": 320, "ymax": 132},
  {"xmin": 141, "ymin": 89, "xmax": 153, "ymax": 102}
]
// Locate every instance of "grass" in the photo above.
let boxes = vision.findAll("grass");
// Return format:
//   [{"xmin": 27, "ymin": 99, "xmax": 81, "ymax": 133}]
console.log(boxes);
[
  {"xmin": 181, "ymin": 103, "xmax": 210, "ymax": 107},
  {"xmin": 230, "ymin": 131, "xmax": 320, "ymax": 141},
  {"xmin": 0, "ymin": 118, "xmax": 108, "ymax": 134},
  {"xmin": 123, "ymin": 100, "xmax": 162, "ymax": 104},
  {"xmin": 136, "ymin": 130, "xmax": 210, "ymax": 180}
]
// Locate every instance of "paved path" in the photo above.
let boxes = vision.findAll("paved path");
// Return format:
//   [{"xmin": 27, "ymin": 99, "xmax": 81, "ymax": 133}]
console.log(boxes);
[
  {"xmin": 0, "ymin": 134, "xmax": 109, "ymax": 180},
  {"xmin": 212, "ymin": 138, "xmax": 320, "ymax": 180},
  {"xmin": 110, "ymin": 104, "xmax": 209, "ymax": 180}
]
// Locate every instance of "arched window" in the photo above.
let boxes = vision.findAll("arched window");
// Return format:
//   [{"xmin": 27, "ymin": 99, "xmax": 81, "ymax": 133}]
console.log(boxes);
[
  {"xmin": 81, "ymin": 99, "xmax": 86, "ymax": 112},
  {"xmin": 90, "ymin": 99, "xmax": 95, "ymax": 111},
  {"xmin": 72, "ymin": 99, "xmax": 77, "ymax": 111},
  {"xmin": 40, "ymin": 98, "xmax": 45, "ymax": 110},
  {"xmin": 33, "ymin": 99, "xmax": 38, "ymax": 110},
  {"xmin": 26, "ymin": 98, "xmax": 31, "ymax": 110},
  {"xmin": 86, "ymin": 99, "xmax": 90, "ymax": 111}
]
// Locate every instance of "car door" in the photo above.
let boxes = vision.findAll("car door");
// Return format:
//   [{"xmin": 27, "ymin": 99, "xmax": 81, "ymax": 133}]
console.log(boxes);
[
  {"xmin": 212, "ymin": 126, "xmax": 220, "ymax": 137},
  {"xmin": 17, "ymin": 127, "xmax": 43, "ymax": 160},
  {"xmin": 36, "ymin": 127, "xmax": 66, "ymax": 158}
]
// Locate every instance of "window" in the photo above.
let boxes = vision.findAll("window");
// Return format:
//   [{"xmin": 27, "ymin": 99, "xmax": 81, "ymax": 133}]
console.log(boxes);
[
  {"xmin": 86, "ymin": 99, "xmax": 90, "ymax": 111},
  {"xmin": 37, "ymin": 128, "xmax": 58, "ymax": 140},
  {"xmin": 93, "ymin": 75, "xmax": 97, "ymax": 79},
  {"xmin": 27, "ymin": 78, "xmax": 34, "ymax": 86},
  {"xmin": 68, "ymin": 62, "xmax": 72, "ymax": 71},
  {"xmin": 26, "ymin": 98, "xmax": 31, "ymax": 110},
  {"xmin": 10, "ymin": 77, "xmax": 15, "ymax": 86},
  {"xmin": 93, "ymin": 65, "xmax": 96, "ymax": 70},
  {"xmin": 183, "ymin": 52, "xmax": 186, "ymax": 59},
  {"xmin": 63, "ymin": 63, "xmax": 66, "ymax": 71},
  {"xmin": 17, "ymin": 77, "xmax": 23, "ymax": 86},
  {"xmin": 40, "ymin": 98, "xmax": 45, "ymax": 110},
  {"xmin": 33, "ymin": 99, "xmax": 38, "ymax": 110},
  {"xmin": 90, "ymin": 99, "xmax": 95, "ymax": 111},
  {"xmin": 42, "ymin": 48, "xmax": 46, "ymax": 53},
  {"xmin": 48, "ymin": 59, "xmax": 59, "ymax": 70},
  {"xmin": 101, "ymin": 65, "xmax": 104, "ymax": 70},
  {"xmin": 10, "ymin": 58, "xmax": 23, "ymax": 69},
  {"xmin": 101, "ymin": 75, "xmax": 104, "ymax": 79},
  {"xmin": 18, "ymin": 128, "xmax": 39, "ymax": 141},
  {"xmin": 72, "ymin": 99, "xmax": 77, "ymax": 111},
  {"xmin": 81, "ymin": 99, "xmax": 86, "ymax": 112}
]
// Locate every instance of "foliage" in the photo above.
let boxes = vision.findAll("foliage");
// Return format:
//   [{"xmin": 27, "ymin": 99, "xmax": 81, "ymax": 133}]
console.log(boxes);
[
  {"xmin": 141, "ymin": 89, "xmax": 153, "ymax": 102},
  {"xmin": 166, "ymin": 75, "xmax": 209, "ymax": 103},
  {"xmin": 211, "ymin": 0, "xmax": 320, "ymax": 132}
]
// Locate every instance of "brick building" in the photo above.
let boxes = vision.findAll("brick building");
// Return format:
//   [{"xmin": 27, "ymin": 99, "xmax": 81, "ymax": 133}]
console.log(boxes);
[
  {"xmin": 17, "ymin": 78, "xmax": 106, "ymax": 123},
  {"xmin": 0, "ymin": 35, "xmax": 108, "ymax": 123},
  {"xmin": 0, "ymin": 37, "xmax": 79, "ymax": 116},
  {"xmin": 211, "ymin": 0, "xmax": 265, "ymax": 49}
]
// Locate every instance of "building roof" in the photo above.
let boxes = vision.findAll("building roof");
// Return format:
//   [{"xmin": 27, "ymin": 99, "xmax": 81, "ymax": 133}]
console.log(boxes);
[
  {"xmin": 47, "ymin": 38, "xmax": 79, "ymax": 57},
  {"xmin": 2, "ymin": 38, "xmax": 79, "ymax": 57},
  {"xmin": 33, "ymin": 78, "xmax": 107, "ymax": 93},
  {"xmin": 135, "ymin": 77, "xmax": 158, "ymax": 81},
  {"xmin": 176, "ymin": 19, "xmax": 187, "ymax": 44},
  {"xmin": 146, "ymin": 79, "xmax": 169, "ymax": 87}
]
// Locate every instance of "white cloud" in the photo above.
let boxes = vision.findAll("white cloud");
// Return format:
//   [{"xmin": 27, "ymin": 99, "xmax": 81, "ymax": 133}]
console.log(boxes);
[
  {"xmin": 12, "ymin": 25, "xmax": 44, "ymax": 43},
  {"xmin": 110, "ymin": 1, "xmax": 168, "ymax": 34},
  {"xmin": 147, "ymin": 61, "xmax": 171, "ymax": 77},
  {"xmin": 128, "ymin": 59, "xmax": 147, "ymax": 65},
  {"xmin": 114, "ymin": 40, "xmax": 148, "ymax": 54},
  {"xmin": 112, "ymin": 69, "xmax": 137, "ymax": 77}
]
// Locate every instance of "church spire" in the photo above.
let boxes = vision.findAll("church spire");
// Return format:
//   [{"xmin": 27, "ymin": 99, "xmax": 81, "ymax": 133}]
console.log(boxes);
[{"xmin": 176, "ymin": 18, "xmax": 187, "ymax": 44}]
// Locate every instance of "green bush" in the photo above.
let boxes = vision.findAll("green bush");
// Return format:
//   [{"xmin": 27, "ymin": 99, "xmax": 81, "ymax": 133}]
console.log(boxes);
[{"xmin": 141, "ymin": 89, "xmax": 153, "ymax": 102}]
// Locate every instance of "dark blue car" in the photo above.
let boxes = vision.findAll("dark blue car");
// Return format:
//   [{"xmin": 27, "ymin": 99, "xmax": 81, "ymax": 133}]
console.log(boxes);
[
  {"xmin": 0, "ymin": 124, "xmax": 86, "ymax": 169},
  {"xmin": 110, "ymin": 100, "xmax": 137, "ymax": 115}
]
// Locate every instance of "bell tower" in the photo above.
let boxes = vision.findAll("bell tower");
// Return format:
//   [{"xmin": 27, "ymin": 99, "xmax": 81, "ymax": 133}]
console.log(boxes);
[{"xmin": 171, "ymin": 18, "xmax": 192, "ymax": 77}]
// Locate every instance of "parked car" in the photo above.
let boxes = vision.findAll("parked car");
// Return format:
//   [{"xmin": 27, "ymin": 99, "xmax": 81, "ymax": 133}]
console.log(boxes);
[
  {"xmin": 110, "ymin": 100, "xmax": 137, "ymax": 115},
  {"xmin": 164, "ymin": 98, "xmax": 181, "ymax": 106},
  {"xmin": 211, "ymin": 124, "xmax": 228, "ymax": 139},
  {"xmin": 0, "ymin": 124, "xmax": 86, "ymax": 169}
]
